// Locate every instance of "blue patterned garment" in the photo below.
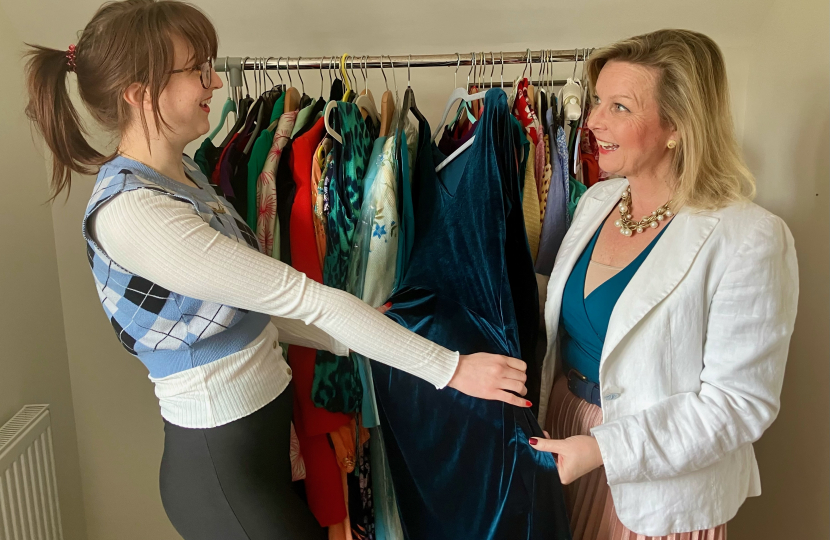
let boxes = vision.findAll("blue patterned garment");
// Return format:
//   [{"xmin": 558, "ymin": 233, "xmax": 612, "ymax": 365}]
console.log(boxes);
[{"xmin": 82, "ymin": 155, "xmax": 269, "ymax": 378}]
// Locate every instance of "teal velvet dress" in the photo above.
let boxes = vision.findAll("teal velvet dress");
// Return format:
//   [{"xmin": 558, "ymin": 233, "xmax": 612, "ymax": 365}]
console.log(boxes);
[{"xmin": 371, "ymin": 89, "xmax": 571, "ymax": 540}]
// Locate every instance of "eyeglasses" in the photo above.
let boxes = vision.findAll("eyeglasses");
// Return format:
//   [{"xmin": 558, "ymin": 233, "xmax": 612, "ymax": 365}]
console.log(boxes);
[{"xmin": 169, "ymin": 58, "xmax": 213, "ymax": 89}]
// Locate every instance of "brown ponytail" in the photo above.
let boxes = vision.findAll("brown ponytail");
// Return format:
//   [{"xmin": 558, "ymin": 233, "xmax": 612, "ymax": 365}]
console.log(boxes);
[
  {"xmin": 24, "ymin": 0, "xmax": 218, "ymax": 201},
  {"xmin": 24, "ymin": 45, "xmax": 107, "ymax": 200}
]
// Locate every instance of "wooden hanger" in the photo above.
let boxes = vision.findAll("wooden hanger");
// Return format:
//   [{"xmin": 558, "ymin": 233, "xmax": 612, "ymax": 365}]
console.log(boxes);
[{"xmin": 378, "ymin": 56, "xmax": 395, "ymax": 137}]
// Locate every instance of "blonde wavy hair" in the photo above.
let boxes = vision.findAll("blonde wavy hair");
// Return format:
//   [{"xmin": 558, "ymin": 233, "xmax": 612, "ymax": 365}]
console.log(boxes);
[{"xmin": 587, "ymin": 29, "xmax": 755, "ymax": 210}]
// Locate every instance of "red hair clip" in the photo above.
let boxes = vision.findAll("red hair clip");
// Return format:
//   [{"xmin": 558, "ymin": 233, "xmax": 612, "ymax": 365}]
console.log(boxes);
[{"xmin": 66, "ymin": 44, "xmax": 77, "ymax": 72}]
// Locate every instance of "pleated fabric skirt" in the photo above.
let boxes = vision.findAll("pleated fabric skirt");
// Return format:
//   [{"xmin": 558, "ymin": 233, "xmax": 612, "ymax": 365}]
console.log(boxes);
[{"xmin": 545, "ymin": 376, "xmax": 728, "ymax": 540}]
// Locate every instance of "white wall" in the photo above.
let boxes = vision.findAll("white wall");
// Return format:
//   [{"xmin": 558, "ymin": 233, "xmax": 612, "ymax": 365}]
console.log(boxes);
[
  {"xmin": 0, "ymin": 6, "xmax": 87, "ymax": 540},
  {"xmin": 0, "ymin": 0, "xmax": 826, "ymax": 539},
  {"xmin": 728, "ymin": 0, "xmax": 830, "ymax": 538}
]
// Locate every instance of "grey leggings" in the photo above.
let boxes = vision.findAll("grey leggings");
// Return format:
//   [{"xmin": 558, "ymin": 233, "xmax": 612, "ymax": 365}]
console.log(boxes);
[{"xmin": 159, "ymin": 388, "xmax": 326, "ymax": 539}]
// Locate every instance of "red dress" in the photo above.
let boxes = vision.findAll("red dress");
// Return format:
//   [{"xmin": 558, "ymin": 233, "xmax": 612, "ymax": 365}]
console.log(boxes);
[{"xmin": 287, "ymin": 117, "xmax": 351, "ymax": 527}]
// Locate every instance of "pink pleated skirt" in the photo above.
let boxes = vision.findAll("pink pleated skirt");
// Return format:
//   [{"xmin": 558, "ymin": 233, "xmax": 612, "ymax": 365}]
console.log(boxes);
[{"xmin": 545, "ymin": 376, "xmax": 728, "ymax": 540}]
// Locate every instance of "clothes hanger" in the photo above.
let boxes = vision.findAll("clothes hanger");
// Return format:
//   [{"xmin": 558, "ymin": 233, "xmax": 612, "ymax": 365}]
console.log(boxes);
[
  {"xmin": 433, "ymin": 53, "xmax": 489, "ymax": 172},
  {"xmin": 500, "ymin": 52, "xmax": 505, "ymax": 89},
  {"xmin": 339, "ymin": 53, "xmax": 352, "ymax": 101},
  {"xmin": 440, "ymin": 53, "xmax": 483, "ymax": 141},
  {"xmin": 525, "ymin": 49, "xmax": 536, "ymax": 109},
  {"xmin": 243, "ymin": 58, "xmax": 271, "ymax": 154},
  {"xmin": 284, "ymin": 57, "xmax": 301, "ymax": 113},
  {"xmin": 219, "ymin": 57, "xmax": 256, "ymax": 147},
  {"xmin": 379, "ymin": 55, "xmax": 395, "ymax": 137},
  {"xmin": 402, "ymin": 54, "xmax": 427, "ymax": 126},
  {"xmin": 323, "ymin": 55, "xmax": 350, "ymax": 144},
  {"xmin": 208, "ymin": 56, "xmax": 237, "ymax": 141},
  {"xmin": 359, "ymin": 56, "xmax": 375, "ymax": 102},
  {"xmin": 354, "ymin": 55, "xmax": 379, "ymax": 122},
  {"xmin": 469, "ymin": 52, "xmax": 482, "ymax": 119}
]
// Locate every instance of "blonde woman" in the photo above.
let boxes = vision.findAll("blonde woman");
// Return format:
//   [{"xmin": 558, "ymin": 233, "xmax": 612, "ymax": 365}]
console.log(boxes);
[{"xmin": 531, "ymin": 30, "xmax": 799, "ymax": 538}]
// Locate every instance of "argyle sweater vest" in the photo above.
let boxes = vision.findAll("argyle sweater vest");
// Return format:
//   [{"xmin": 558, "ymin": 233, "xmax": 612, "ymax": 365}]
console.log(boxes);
[{"xmin": 82, "ymin": 155, "xmax": 270, "ymax": 379}]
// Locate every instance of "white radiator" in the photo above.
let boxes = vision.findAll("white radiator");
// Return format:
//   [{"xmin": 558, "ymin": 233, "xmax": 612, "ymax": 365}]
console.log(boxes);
[{"xmin": 0, "ymin": 405, "xmax": 64, "ymax": 540}]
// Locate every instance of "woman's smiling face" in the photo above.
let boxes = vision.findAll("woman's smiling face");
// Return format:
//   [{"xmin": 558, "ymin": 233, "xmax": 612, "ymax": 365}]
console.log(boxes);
[{"xmin": 586, "ymin": 60, "xmax": 676, "ymax": 180}]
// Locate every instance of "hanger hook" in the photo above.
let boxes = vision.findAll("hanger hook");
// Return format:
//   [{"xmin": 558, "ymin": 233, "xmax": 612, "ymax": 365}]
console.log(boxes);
[
  {"xmin": 275, "ymin": 57, "xmax": 284, "ymax": 84},
  {"xmin": 467, "ymin": 52, "xmax": 474, "ymax": 89},
  {"xmin": 523, "ymin": 49, "xmax": 532, "ymax": 79},
  {"xmin": 224, "ymin": 56, "xmax": 232, "ymax": 96},
  {"xmin": 257, "ymin": 58, "xmax": 263, "ymax": 96},
  {"xmin": 407, "ymin": 54, "xmax": 412, "ymax": 88},
  {"xmin": 285, "ymin": 57, "xmax": 293, "ymax": 86},
  {"xmin": 319, "ymin": 56, "xmax": 325, "ymax": 97},
  {"xmin": 297, "ymin": 56, "xmax": 304, "ymax": 93},
  {"xmin": 387, "ymin": 55, "xmax": 398, "ymax": 98},
  {"xmin": 379, "ymin": 55, "xmax": 389, "ymax": 91},
  {"xmin": 454, "ymin": 53, "xmax": 460, "ymax": 89},
  {"xmin": 573, "ymin": 48, "xmax": 579, "ymax": 80},
  {"xmin": 241, "ymin": 57, "xmax": 250, "ymax": 95},
  {"xmin": 500, "ymin": 52, "xmax": 504, "ymax": 88},
  {"xmin": 490, "ymin": 52, "xmax": 495, "ymax": 87},
  {"xmin": 328, "ymin": 56, "xmax": 333, "ymax": 86},
  {"xmin": 361, "ymin": 55, "xmax": 368, "ymax": 93},
  {"xmin": 264, "ymin": 57, "xmax": 275, "ymax": 87}
]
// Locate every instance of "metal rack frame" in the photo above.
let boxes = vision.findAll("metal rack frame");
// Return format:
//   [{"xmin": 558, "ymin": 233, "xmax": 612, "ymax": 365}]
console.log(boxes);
[{"xmin": 215, "ymin": 49, "xmax": 592, "ymax": 108}]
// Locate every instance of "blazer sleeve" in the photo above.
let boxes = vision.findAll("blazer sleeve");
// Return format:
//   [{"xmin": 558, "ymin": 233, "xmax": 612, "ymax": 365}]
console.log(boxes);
[{"xmin": 591, "ymin": 214, "xmax": 799, "ymax": 485}]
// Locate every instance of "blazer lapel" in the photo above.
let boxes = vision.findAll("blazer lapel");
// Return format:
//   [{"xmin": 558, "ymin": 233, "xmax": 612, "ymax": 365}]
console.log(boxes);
[
  {"xmin": 539, "ymin": 179, "xmax": 628, "ymax": 418},
  {"xmin": 600, "ymin": 207, "xmax": 720, "ymax": 365}
]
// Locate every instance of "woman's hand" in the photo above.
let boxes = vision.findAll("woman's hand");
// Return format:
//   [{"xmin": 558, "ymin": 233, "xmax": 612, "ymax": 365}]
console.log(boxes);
[
  {"xmin": 378, "ymin": 303, "xmax": 529, "ymax": 408},
  {"xmin": 530, "ymin": 434, "xmax": 604, "ymax": 484},
  {"xmin": 447, "ymin": 353, "xmax": 531, "ymax": 407}
]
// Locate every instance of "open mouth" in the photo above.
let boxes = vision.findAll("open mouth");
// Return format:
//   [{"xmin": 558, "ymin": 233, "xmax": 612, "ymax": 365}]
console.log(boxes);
[
  {"xmin": 597, "ymin": 139, "xmax": 619, "ymax": 153},
  {"xmin": 199, "ymin": 97, "xmax": 211, "ymax": 113}
]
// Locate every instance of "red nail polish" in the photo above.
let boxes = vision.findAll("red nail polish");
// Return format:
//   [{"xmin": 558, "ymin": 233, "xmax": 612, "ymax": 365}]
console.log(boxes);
[
  {"xmin": 525, "ymin": 400, "xmax": 532, "ymax": 407},
  {"xmin": 384, "ymin": 302, "xmax": 393, "ymax": 309},
  {"xmin": 529, "ymin": 438, "xmax": 538, "ymax": 446}
]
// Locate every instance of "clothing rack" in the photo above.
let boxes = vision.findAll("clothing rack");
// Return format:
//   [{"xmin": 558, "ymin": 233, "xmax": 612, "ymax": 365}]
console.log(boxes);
[{"xmin": 215, "ymin": 49, "xmax": 592, "ymax": 110}]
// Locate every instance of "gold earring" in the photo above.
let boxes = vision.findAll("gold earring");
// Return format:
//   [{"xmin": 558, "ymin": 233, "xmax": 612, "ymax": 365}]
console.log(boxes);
[{"xmin": 667, "ymin": 140, "xmax": 677, "ymax": 149}]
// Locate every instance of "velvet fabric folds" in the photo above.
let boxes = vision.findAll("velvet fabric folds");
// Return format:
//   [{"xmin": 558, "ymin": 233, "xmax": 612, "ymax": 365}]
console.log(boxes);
[{"xmin": 371, "ymin": 89, "xmax": 571, "ymax": 540}]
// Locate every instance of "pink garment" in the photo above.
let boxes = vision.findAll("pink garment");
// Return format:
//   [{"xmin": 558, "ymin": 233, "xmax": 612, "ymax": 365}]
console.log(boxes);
[
  {"xmin": 256, "ymin": 111, "xmax": 298, "ymax": 256},
  {"xmin": 546, "ymin": 376, "xmax": 728, "ymax": 540}
]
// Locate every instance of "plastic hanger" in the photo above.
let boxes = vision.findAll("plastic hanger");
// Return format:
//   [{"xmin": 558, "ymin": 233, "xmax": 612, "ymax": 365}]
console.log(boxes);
[
  {"xmin": 219, "ymin": 57, "xmax": 256, "ymax": 147},
  {"xmin": 434, "ymin": 54, "xmax": 487, "ymax": 144},
  {"xmin": 354, "ymin": 56, "xmax": 379, "ymax": 122},
  {"xmin": 208, "ymin": 57, "xmax": 237, "ymax": 140},
  {"xmin": 358, "ymin": 56, "xmax": 375, "ymax": 102},
  {"xmin": 323, "ymin": 55, "xmax": 347, "ymax": 143}
]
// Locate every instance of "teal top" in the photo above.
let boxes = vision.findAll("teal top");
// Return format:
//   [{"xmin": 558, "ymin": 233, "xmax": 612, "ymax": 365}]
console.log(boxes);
[{"xmin": 560, "ymin": 219, "xmax": 671, "ymax": 384}]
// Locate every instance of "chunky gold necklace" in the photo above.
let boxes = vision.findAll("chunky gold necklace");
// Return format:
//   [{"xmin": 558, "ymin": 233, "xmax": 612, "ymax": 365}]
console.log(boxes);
[{"xmin": 614, "ymin": 187, "xmax": 673, "ymax": 237}]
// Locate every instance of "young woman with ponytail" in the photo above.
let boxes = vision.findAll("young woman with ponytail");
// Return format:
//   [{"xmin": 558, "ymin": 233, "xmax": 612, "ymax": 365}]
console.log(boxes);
[{"xmin": 24, "ymin": 1, "xmax": 531, "ymax": 537}]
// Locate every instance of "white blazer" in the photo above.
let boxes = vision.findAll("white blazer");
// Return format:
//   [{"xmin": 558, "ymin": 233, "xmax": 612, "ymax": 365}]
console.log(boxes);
[{"xmin": 538, "ymin": 178, "xmax": 799, "ymax": 536}]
